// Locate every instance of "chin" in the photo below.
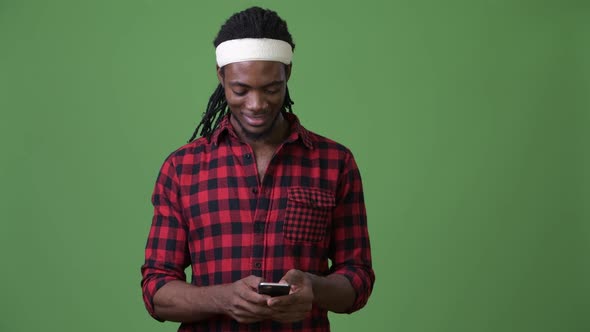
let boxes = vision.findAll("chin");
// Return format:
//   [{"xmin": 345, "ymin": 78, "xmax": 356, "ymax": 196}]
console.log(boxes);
[
  {"xmin": 233, "ymin": 111, "xmax": 282, "ymax": 141},
  {"xmin": 243, "ymin": 126, "xmax": 273, "ymax": 141}
]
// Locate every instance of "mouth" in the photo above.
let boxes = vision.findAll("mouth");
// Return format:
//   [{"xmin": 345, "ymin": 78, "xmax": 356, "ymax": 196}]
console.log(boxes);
[{"xmin": 242, "ymin": 113, "xmax": 269, "ymax": 127}]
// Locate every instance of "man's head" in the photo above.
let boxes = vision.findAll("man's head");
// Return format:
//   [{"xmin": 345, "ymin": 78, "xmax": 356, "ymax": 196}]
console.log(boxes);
[{"xmin": 188, "ymin": 7, "xmax": 295, "ymax": 142}]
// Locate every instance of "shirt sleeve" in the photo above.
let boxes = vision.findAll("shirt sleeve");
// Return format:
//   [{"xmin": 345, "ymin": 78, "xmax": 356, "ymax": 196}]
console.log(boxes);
[
  {"xmin": 330, "ymin": 151, "xmax": 375, "ymax": 313},
  {"xmin": 140, "ymin": 154, "xmax": 190, "ymax": 321}
]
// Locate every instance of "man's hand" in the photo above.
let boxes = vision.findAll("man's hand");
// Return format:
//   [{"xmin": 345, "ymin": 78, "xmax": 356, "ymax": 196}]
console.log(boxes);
[
  {"xmin": 266, "ymin": 269, "xmax": 314, "ymax": 323},
  {"xmin": 218, "ymin": 275, "xmax": 275, "ymax": 324}
]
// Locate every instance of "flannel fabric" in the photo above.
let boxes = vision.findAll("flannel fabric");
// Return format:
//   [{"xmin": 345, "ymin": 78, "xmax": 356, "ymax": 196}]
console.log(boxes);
[{"xmin": 141, "ymin": 112, "xmax": 374, "ymax": 331}]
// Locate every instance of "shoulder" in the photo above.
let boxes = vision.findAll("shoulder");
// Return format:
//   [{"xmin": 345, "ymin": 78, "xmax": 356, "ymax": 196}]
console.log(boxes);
[
  {"xmin": 305, "ymin": 128, "xmax": 354, "ymax": 159},
  {"xmin": 289, "ymin": 113, "xmax": 352, "ymax": 158},
  {"xmin": 159, "ymin": 137, "xmax": 211, "ymax": 170},
  {"xmin": 169, "ymin": 137, "xmax": 210, "ymax": 159},
  {"xmin": 300, "ymin": 128, "xmax": 362, "ymax": 176}
]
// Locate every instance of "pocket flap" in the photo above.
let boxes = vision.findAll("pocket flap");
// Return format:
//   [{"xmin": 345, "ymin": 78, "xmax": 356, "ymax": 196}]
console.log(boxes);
[{"xmin": 287, "ymin": 187, "xmax": 336, "ymax": 208}]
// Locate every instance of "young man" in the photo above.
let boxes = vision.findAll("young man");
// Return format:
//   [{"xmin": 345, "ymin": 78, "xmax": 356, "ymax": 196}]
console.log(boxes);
[{"xmin": 141, "ymin": 6, "xmax": 375, "ymax": 331}]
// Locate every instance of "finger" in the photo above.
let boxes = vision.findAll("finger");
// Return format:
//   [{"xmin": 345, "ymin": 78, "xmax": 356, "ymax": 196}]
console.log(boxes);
[
  {"xmin": 281, "ymin": 269, "xmax": 303, "ymax": 284},
  {"xmin": 236, "ymin": 307, "xmax": 272, "ymax": 320},
  {"xmin": 240, "ymin": 287, "xmax": 271, "ymax": 305},
  {"xmin": 269, "ymin": 301, "xmax": 311, "ymax": 314},
  {"xmin": 243, "ymin": 275, "xmax": 265, "ymax": 288},
  {"xmin": 227, "ymin": 302, "xmax": 263, "ymax": 322},
  {"xmin": 236, "ymin": 278, "xmax": 270, "ymax": 305},
  {"xmin": 267, "ymin": 293, "xmax": 296, "ymax": 307},
  {"xmin": 232, "ymin": 299, "xmax": 274, "ymax": 319}
]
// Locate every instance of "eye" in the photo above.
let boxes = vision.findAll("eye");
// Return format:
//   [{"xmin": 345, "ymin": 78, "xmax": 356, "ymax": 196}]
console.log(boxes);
[
  {"xmin": 265, "ymin": 89, "xmax": 280, "ymax": 95},
  {"xmin": 232, "ymin": 90, "xmax": 247, "ymax": 96}
]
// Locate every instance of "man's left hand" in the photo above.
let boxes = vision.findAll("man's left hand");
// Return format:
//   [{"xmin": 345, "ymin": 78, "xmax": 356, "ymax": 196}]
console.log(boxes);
[{"xmin": 266, "ymin": 269, "xmax": 314, "ymax": 323}]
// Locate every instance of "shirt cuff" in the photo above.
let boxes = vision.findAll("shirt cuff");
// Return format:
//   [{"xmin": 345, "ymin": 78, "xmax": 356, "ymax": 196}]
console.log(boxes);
[
  {"xmin": 333, "ymin": 265, "xmax": 375, "ymax": 313},
  {"xmin": 141, "ymin": 274, "xmax": 179, "ymax": 322}
]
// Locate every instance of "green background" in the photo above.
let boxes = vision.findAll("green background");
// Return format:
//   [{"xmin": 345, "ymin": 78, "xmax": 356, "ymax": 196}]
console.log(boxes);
[{"xmin": 1, "ymin": 0, "xmax": 589, "ymax": 331}]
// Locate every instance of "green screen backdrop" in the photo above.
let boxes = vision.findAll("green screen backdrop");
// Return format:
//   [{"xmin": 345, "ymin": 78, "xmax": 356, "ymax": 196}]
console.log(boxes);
[{"xmin": 1, "ymin": 1, "xmax": 589, "ymax": 331}]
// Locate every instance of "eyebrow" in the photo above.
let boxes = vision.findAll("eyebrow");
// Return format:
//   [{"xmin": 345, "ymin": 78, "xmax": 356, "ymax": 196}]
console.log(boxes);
[{"xmin": 228, "ymin": 80, "xmax": 285, "ymax": 89}]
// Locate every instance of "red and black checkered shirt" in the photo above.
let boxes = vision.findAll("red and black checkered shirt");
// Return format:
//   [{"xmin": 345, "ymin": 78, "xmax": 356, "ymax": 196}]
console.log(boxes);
[{"xmin": 141, "ymin": 113, "xmax": 374, "ymax": 331}]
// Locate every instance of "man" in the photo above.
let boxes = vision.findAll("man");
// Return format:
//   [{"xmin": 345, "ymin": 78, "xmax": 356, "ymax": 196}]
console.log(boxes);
[{"xmin": 141, "ymin": 6, "xmax": 375, "ymax": 331}]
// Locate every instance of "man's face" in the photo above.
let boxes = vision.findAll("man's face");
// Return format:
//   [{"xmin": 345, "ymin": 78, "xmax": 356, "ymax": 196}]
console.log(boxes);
[{"xmin": 218, "ymin": 61, "xmax": 291, "ymax": 141}]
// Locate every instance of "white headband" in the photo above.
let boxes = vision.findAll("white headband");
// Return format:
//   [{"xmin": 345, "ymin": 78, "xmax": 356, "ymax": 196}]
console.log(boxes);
[{"xmin": 215, "ymin": 38, "xmax": 293, "ymax": 67}]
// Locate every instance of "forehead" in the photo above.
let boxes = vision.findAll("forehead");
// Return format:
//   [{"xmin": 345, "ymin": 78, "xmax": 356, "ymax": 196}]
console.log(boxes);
[{"xmin": 222, "ymin": 61, "xmax": 286, "ymax": 85}]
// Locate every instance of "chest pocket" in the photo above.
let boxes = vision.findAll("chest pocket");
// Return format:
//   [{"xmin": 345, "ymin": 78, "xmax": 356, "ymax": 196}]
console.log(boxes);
[{"xmin": 284, "ymin": 187, "xmax": 336, "ymax": 243}]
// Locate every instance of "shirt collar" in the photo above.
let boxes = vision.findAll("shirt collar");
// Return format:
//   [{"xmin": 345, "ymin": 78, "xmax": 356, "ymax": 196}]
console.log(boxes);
[{"xmin": 210, "ymin": 111, "xmax": 314, "ymax": 149}]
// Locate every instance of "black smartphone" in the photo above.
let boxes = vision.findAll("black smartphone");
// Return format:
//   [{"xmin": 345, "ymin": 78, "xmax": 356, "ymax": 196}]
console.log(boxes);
[{"xmin": 257, "ymin": 282, "xmax": 291, "ymax": 297}]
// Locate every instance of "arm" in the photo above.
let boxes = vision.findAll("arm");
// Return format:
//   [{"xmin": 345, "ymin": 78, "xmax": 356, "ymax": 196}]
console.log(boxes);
[
  {"xmin": 141, "ymin": 155, "xmax": 190, "ymax": 321},
  {"xmin": 326, "ymin": 151, "xmax": 375, "ymax": 313},
  {"xmin": 265, "ymin": 269, "xmax": 356, "ymax": 323},
  {"xmin": 306, "ymin": 273, "xmax": 356, "ymax": 313},
  {"xmin": 268, "ymin": 151, "xmax": 374, "ymax": 320},
  {"xmin": 153, "ymin": 276, "xmax": 275, "ymax": 324},
  {"xmin": 153, "ymin": 280, "xmax": 222, "ymax": 322},
  {"xmin": 141, "ymin": 155, "xmax": 274, "ymax": 324}
]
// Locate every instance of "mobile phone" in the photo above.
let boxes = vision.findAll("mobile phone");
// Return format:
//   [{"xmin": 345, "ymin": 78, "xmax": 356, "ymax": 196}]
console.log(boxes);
[{"xmin": 257, "ymin": 282, "xmax": 291, "ymax": 297}]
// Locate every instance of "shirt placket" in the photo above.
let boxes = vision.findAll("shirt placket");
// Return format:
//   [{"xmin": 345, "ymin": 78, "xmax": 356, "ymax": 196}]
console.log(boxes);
[{"xmin": 236, "ymin": 143, "xmax": 271, "ymax": 276}]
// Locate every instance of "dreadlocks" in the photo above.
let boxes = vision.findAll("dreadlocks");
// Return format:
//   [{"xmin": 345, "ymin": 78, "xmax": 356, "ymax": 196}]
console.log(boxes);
[{"xmin": 188, "ymin": 7, "xmax": 296, "ymax": 143}]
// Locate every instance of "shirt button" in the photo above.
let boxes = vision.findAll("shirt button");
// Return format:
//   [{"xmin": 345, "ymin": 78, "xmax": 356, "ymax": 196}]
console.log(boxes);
[
  {"xmin": 252, "ymin": 188, "xmax": 258, "ymax": 194},
  {"xmin": 245, "ymin": 153, "xmax": 252, "ymax": 159},
  {"xmin": 254, "ymin": 262, "xmax": 262, "ymax": 269}
]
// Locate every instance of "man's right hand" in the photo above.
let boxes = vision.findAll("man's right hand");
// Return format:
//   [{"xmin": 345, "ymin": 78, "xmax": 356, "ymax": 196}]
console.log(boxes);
[{"xmin": 218, "ymin": 275, "xmax": 275, "ymax": 324}]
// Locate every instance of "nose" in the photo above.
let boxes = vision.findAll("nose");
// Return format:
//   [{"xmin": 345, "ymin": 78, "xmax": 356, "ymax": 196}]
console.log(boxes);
[{"xmin": 245, "ymin": 91, "xmax": 266, "ymax": 113}]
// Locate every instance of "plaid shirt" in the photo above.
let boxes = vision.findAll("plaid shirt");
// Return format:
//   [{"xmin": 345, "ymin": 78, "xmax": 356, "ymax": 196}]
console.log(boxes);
[{"xmin": 141, "ymin": 113, "xmax": 374, "ymax": 331}]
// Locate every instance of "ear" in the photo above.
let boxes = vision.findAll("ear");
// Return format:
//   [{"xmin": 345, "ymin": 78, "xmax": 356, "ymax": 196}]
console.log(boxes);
[
  {"xmin": 216, "ymin": 65, "xmax": 224, "ymax": 87},
  {"xmin": 285, "ymin": 64, "xmax": 292, "ymax": 81}
]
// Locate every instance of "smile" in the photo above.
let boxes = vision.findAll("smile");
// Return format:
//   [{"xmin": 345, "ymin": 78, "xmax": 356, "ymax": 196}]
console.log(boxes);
[{"xmin": 242, "ymin": 113, "xmax": 269, "ymax": 127}]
